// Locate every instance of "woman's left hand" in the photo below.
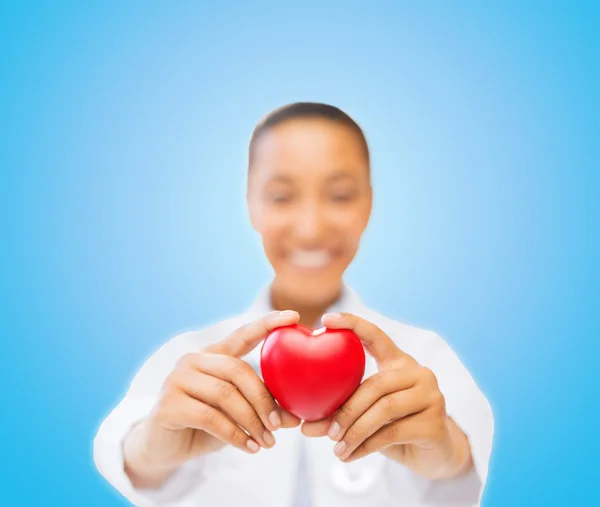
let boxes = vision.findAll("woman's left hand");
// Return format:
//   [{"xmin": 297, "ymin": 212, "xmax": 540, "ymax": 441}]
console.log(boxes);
[{"xmin": 301, "ymin": 312, "xmax": 473, "ymax": 480}]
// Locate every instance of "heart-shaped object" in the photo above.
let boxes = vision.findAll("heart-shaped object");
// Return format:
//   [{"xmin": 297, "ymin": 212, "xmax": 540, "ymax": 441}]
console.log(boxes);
[{"xmin": 260, "ymin": 324, "xmax": 366, "ymax": 422}]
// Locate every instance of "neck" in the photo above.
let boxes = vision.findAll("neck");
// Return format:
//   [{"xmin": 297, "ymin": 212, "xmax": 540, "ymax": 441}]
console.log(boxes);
[{"xmin": 270, "ymin": 279, "xmax": 343, "ymax": 328}]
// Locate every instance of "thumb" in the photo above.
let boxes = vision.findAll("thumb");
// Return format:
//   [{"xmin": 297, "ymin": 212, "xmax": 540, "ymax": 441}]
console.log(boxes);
[
  {"xmin": 300, "ymin": 416, "xmax": 334, "ymax": 438},
  {"xmin": 205, "ymin": 310, "xmax": 300, "ymax": 358},
  {"xmin": 321, "ymin": 312, "xmax": 414, "ymax": 368}
]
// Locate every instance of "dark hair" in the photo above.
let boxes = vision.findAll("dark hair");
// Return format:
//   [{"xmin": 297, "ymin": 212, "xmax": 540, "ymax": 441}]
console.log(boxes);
[{"xmin": 248, "ymin": 102, "xmax": 370, "ymax": 167}]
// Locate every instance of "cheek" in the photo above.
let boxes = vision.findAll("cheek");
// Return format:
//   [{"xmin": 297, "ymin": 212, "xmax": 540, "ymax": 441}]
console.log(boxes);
[
  {"xmin": 333, "ymin": 209, "xmax": 368, "ymax": 249},
  {"xmin": 255, "ymin": 212, "xmax": 289, "ymax": 258}
]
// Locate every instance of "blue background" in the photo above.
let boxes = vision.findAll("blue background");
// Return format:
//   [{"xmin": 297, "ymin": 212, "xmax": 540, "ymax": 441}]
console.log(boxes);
[{"xmin": 1, "ymin": 2, "xmax": 598, "ymax": 505}]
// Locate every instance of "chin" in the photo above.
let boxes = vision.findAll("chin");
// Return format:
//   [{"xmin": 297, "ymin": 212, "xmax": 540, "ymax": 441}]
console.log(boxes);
[{"xmin": 276, "ymin": 266, "xmax": 346, "ymax": 304}]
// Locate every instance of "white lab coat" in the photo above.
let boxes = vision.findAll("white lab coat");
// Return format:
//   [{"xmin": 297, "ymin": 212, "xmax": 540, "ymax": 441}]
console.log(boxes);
[{"xmin": 94, "ymin": 283, "xmax": 494, "ymax": 506}]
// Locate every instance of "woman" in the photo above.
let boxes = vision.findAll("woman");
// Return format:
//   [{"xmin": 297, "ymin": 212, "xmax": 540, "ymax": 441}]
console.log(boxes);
[{"xmin": 94, "ymin": 102, "xmax": 494, "ymax": 506}]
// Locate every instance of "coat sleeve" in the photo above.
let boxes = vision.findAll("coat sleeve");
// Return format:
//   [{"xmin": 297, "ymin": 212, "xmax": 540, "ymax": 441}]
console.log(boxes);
[
  {"xmin": 427, "ymin": 332, "xmax": 495, "ymax": 494},
  {"xmin": 93, "ymin": 328, "xmax": 230, "ymax": 506},
  {"xmin": 382, "ymin": 325, "xmax": 495, "ymax": 506}
]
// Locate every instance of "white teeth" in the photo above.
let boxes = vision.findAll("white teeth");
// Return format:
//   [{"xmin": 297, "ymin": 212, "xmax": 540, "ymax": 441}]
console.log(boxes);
[{"xmin": 289, "ymin": 250, "xmax": 333, "ymax": 269}]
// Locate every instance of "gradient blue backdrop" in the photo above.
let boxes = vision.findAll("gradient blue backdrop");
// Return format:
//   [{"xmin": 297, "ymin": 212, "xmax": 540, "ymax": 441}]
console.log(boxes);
[{"xmin": 1, "ymin": 2, "xmax": 598, "ymax": 505}]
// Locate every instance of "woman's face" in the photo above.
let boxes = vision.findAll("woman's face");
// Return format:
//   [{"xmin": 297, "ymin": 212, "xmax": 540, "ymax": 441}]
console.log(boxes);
[{"xmin": 247, "ymin": 118, "xmax": 372, "ymax": 305}]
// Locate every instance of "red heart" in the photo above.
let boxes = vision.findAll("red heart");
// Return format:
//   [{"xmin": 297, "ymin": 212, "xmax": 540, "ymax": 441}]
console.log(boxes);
[{"xmin": 260, "ymin": 324, "xmax": 366, "ymax": 422}]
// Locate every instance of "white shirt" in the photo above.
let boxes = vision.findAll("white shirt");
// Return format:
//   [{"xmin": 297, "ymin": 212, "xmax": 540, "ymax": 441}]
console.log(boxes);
[{"xmin": 94, "ymin": 283, "xmax": 494, "ymax": 506}]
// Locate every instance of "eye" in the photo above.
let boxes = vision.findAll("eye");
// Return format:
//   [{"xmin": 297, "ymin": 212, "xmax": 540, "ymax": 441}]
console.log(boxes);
[
  {"xmin": 269, "ymin": 194, "xmax": 292, "ymax": 204},
  {"xmin": 330, "ymin": 192, "xmax": 356, "ymax": 202}
]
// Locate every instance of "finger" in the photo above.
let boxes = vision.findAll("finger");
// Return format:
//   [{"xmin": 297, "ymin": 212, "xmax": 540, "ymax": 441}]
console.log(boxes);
[
  {"xmin": 171, "ymin": 391, "xmax": 262, "ymax": 455},
  {"xmin": 192, "ymin": 353, "xmax": 282, "ymax": 432},
  {"xmin": 280, "ymin": 408, "xmax": 302, "ymax": 428},
  {"xmin": 321, "ymin": 312, "xmax": 412, "ymax": 368},
  {"xmin": 205, "ymin": 311, "xmax": 300, "ymax": 358},
  {"xmin": 342, "ymin": 410, "xmax": 430, "ymax": 463},
  {"xmin": 180, "ymin": 371, "xmax": 275, "ymax": 449},
  {"xmin": 327, "ymin": 369, "xmax": 419, "ymax": 442},
  {"xmin": 334, "ymin": 388, "xmax": 428, "ymax": 460},
  {"xmin": 301, "ymin": 416, "xmax": 333, "ymax": 438}
]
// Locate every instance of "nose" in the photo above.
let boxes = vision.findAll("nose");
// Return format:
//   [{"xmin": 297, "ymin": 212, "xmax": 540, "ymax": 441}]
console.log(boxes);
[{"xmin": 294, "ymin": 200, "xmax": 327, "ymax": 244}]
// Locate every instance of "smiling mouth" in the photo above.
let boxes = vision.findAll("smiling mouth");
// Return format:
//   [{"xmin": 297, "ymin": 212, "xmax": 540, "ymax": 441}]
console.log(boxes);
[{"xmin": 288, "ymin": 249, "xmax": 335, "ymax": 269}]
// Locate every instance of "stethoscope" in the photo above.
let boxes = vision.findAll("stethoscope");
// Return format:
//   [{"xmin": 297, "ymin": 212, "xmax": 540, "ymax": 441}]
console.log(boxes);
[{"xmin": 330, "ymin": 452, "xmax": 386, "ymax": 494}]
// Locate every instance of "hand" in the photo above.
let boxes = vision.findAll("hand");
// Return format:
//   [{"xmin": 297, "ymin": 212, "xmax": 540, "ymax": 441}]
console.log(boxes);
[
  {"xmin": 301, "ymin": 313, "xmax": 472, "ymax": 480},
  {"xmin": 123, "ymin": 310, "xmax": 302, "ymax": 488}
]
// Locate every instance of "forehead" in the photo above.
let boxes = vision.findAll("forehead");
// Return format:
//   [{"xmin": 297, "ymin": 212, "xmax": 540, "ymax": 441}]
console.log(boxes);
[{"xmin": 250, "ymin": 118, "xmax": 369, "ymax": 180}]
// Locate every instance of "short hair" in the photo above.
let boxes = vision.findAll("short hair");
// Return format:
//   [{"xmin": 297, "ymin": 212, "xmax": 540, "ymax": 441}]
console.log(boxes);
[{"xmin": 248, "ymin": 102, "xmax": 370, "ymax": 167}]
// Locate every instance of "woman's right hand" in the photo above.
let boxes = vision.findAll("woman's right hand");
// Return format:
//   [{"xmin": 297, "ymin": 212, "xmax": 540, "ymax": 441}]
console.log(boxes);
[{"xmin": 123, "ymin": 310, "xmax": 301, "ymax": 488}]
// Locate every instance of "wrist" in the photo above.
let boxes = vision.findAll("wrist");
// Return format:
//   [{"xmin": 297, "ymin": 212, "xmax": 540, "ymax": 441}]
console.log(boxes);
[
  {"xmin": 382, "ymin": 417, "xmax": 473, "ymax": 480},
  {"xmin": 123, "ymin": 420, "xmax": 179, "ymax": 489},
  {"xmin": 424, "ymin": 417, "xmax": 472, "ymax": 480},
  {"xmin": 445, "ymin": 416, "xmax": 473, "ymax": 477}
]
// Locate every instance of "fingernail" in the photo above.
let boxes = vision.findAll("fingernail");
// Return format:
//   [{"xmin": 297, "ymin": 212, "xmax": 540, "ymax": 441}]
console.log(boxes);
[
  {"xmin": 323, "ymin": 312, "xmax": 342, "ymax": 320},
  {"xmin": 263, "ymin": 431, "xmax": 275, "ymax": 447},
  {"xmin": 269, "ymin": 410, "xmax": 282, "ymax": 429},
  {"xmin": 278, "ymin": 310, "xmax": 298, "ymax": 319},
  {"xmin": 247, "ymin": 440, "xmax": 260, "ymax": 453},
  {"xmin": 328, "ymin": 421, "xmax": 341, "ymax": 441},
  {"xmin": 333, "ymin": 440, "xmax": 346, "ymax": 457}
]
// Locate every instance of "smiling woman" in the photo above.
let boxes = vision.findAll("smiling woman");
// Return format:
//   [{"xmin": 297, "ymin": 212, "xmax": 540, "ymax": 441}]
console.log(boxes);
[
  {"xmin": 247, "ymin": 104, "xmax": 373, "ymax": 327},
  {"xmin": 93, "ymin": 102, "xmax": 494, "ymax": 507}
]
